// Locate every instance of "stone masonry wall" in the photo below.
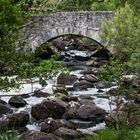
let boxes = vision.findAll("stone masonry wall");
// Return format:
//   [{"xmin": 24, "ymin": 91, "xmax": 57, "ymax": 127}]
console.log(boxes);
[{"xmin": 21, "ymin": 11, "xmax": 114, "ymax": 51}]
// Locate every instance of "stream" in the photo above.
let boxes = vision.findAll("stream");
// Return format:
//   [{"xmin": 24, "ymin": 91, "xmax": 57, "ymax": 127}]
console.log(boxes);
[{"xmin": 0, "ymin": 44, "xmax": 119, "ymax": 139}]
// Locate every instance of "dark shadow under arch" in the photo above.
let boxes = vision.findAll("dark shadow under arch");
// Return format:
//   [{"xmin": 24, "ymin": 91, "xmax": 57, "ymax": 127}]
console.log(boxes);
[{"xmin": 47, "ymin": 34, "xmax": 104, "ymax": 48}]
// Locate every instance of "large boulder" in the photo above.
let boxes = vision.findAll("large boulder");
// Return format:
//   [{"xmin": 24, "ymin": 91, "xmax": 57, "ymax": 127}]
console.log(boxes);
[
  {"xmin": 7, "ymin": 111, "xmax": 29, "ymax": 127},
  {"xmin": 0, "ymin": 111, "xmax": 29, "ymax": 130},
  {"xmin": 21, "ymin": 131, "xmax": 63, "ymax": 140},
  {"xmin": 77, "ymin": 103, "xmax": 106, "ymax": 122},
  {"xmin": 54, "ymin": 127, "xmax": 83, "ymax": 139},
  {"xmin": 31, "ymin": 98, "xmax": 68, "ymax": 120},
  {"xmin": 8, "ymin": 96, "xmax": 27, "ymax": 107},
  {"xmin": 0, "ymin": 103, "xmax": 12, "ymax": 116},
  {"xmin": 57, "ymin": 74, "xmax": 78, "ymax": 85}
]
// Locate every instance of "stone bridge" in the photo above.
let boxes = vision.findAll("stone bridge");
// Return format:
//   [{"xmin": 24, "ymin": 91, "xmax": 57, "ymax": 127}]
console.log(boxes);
[{"xmin": 21, "ymin": 11, "xmax": 114, "ymax": 51}]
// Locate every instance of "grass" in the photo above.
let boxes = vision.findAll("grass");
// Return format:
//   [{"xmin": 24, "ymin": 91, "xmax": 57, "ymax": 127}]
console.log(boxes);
[
  {"xmin": 86, "ymin": 126, "xmax": 140, "ymax": 140},
  {"xmin": 1, "ymin": 126, "xmax": 140, "ymax": 140},
  {"xmin": 0, "ymin": 130, "xmax": 19, "ymax": 140}
]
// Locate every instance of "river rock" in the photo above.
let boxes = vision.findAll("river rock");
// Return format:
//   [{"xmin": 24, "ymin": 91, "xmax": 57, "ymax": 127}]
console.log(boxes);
[
  {"xmin": 79, "ymin": 74, "xmax": 99, "ymax": 83},
  {"xmin": 64, "ymin": 102, "xmax": 80, "ymax": 119},
  {"xmin": 86, "ymin": 60, "xmax": 97, "ymax": 66},
  {"xmin": 40, "ymin": 122, "xmax": 54, "ymax": 133},
  {"xmin": 77, "ymin": 103, "xmax": 106, "ymax": 122},
  {"xmin": 41, "ymin": 118, "xmax": 75, "ymax": 133},
  {"xmin": 81, "ymin": 68, "xmax": 102, "ymax": 76},
  {"xmin": 52, "ymin": 85, "xmax": 68, "ymax": 95},
  {"xmin": 79, "ymin": 95, "xmax": 94, "ymax": 100},
  {"xmin": 8, "ymin": 96, "xmax": 27, "ymax": 108},
  {"xmin": 32, "ymin": 90, "xmax": 50, "ymax": 97},
  {"xmin": 61, "ymin": 96, "xmax": 78, "ymax": 102},
  {"xmin": 73, "ymin": 80, "xmax": 94, "ymax": 90},
  {"xmin": 21, "ymin": 131, "xmax": 63, "ymax": 140},
  {"xmin": 95, "ymin": 82, "xmax": 106, "ymax": 89},
  {"xmin": 69, "ymin": 119, "xmax": 93, "ymax": 129},
  {"xmin": 0, "ymin": 119, "xmax": 9, "ymax": 130},
  {"xmin": 52, "ymin": 37, "xmax": 68, "ymax": 51},
  {"xmin": 0, "ymin": 99, "xmax": 7, "ymax": 105},
  {"xmin": 57, "ymin": 74, "xmax": 78, "ymax": 85},
  {"xmin": 0, "ymin": 111, "xmax": 29, "ymax": 130},
  {"xmin": 21, "ymin": 94, "xmax": 30, "ymax": 99},
  {"xmin": 7, "ymin": 111, "xmax": 29, "ymax": 127},
  {"xmin": 0, "ymin": 103, "xmax": 13, "ymax": 116},
  {"xmin": 31, "ymin": 98, "xmax": 68, "ymax": 120},
  {"xmin": 79, "ymin": 99, "xmax": 95, "ymax": 105},
  {"xmin": 54, "ymin": 127, "xmax": 83, "ymax": 139}
]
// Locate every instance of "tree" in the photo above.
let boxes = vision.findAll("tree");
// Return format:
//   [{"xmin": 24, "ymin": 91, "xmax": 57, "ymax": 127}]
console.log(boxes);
[
  {"xmin": 115, "ymin": 0, "xmax": 140, "ymax": 15},
  {"xmin": 31, "ymin": 0, "xmax": 105, "ymax": 13},
  {"xmin": 91, "ymin": 0, "xmax": 140, "ymax": 15},
  {"xmin": 91, "ymin": 0, "xmax": 117, "ymax": 11},
  {"xmin": 0, "ymin": 0, "xmax": 67, "ymax": 91},
  {"xmin": 0, "ymin": 0, "xmax": 35, "ymax": 74},
  {"xmin": 100, "ymin": 4, "xmax": 140, "ymax": 62}
]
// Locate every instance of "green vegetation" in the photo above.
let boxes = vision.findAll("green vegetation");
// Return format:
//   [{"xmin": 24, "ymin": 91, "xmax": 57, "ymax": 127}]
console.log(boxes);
[
  {"xmin": 86, "ymin": 126, "xmax": 140, "ymax": 140},
  {"xmin": 91, "ymin": 0, "xmax": 117, "ymax": 11},
  {"xmin": 0, "ymin": 0, "xmax": 23, "ymax": 74},
  {"xmin": 98, "ymin": 4, "xmax": 140, "ymax": 130},
  {"xmin": 0, "ymin": 0, "xmax": 140, "ymax": 139},
  {"xmin": 100, "ymin": 4, "xmax": 140, "ymax": 62},
  {"xmin": 0, "ymin": 130, "xmax": 19, "ymax": 140},
  {"xmin": 30, "ymin": 0, "xmax": 140, "ymax": 13},
  {"xmin": 0, "ymin": 0, "xmax": 67, "ymax": 91}
]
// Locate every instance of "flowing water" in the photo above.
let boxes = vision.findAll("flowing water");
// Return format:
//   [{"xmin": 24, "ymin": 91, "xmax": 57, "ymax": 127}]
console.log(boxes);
[{"xmin": 0, "ymin": 47, "xmax": 117, "ymax": 134}]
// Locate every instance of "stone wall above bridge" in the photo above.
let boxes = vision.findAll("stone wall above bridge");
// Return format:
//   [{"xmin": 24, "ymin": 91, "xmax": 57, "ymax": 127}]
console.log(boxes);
[{"xmin": 21, "ymin": 11, "xmax": 114, "ymax": 51}]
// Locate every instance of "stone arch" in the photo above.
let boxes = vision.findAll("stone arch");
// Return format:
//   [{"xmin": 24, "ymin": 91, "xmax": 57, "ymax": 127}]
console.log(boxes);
[
  {"xmin": 21, "ymin": 12, "xmax": 114, "ymax": 51},
  {"xmin": 30, "ymin": 31, "xmax": 101, "ymax": 51}
]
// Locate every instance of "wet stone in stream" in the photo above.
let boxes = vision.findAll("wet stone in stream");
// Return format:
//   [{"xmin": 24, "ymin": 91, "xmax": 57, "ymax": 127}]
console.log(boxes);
[
  {"xmin": 31, "ymin": 98, "xmax": 67, "ymax": 120},
  {"xmin": 8, "ymin": 96, "xmax": 27, "ymax": 108}
]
